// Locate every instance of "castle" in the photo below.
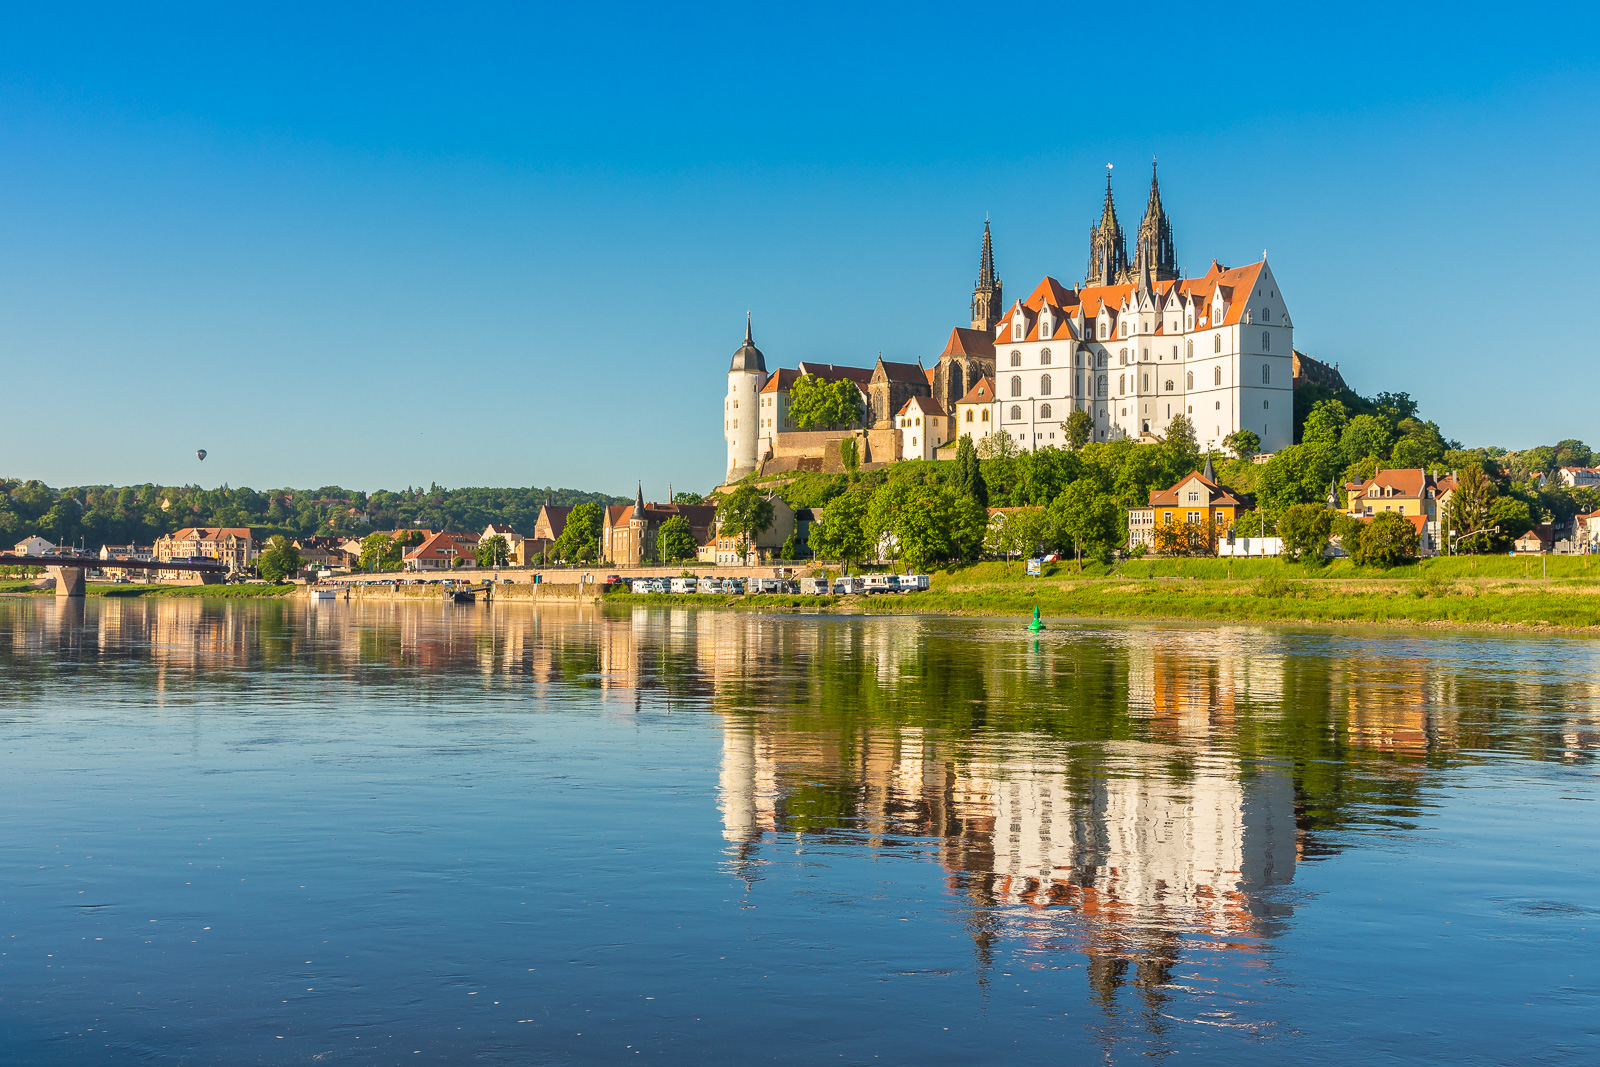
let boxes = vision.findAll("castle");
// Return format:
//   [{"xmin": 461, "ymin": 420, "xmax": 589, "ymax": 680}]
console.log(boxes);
[{"xmin": 724, "ymin": 164, "xmax": 1295, "ymax": 482}]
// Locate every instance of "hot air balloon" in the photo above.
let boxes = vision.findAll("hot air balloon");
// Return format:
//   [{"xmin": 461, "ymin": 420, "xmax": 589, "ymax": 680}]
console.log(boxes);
[{"xmin": 196, "ymin": 449, "xmax": 207, "ymax": 461}]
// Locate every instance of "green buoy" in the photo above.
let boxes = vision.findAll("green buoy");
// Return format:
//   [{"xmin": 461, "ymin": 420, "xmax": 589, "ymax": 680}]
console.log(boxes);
[{"xmin": 1028, "ymin": 606, "xmax": 1045, "ymax": 632}]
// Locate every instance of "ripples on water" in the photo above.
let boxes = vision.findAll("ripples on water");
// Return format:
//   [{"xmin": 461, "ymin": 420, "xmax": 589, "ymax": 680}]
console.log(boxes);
[{"xmin": 0, "ymin": 597, "xmax": 1596, "ymax": 1064}]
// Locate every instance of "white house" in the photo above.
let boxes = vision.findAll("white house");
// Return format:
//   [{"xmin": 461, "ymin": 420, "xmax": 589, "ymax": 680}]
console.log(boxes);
[
  {"xmin": 897, "ymin": 395, "xmax": 950, "ymax": 461},
  {"xmin": 12, "ymin": 536, "xmax": 56, "ymax": 557}
]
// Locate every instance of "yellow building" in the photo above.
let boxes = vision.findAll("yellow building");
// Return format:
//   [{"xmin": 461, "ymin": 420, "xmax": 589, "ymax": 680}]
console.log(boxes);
[{"xmin": 1127, "ymin": 457, "xmax": 1246, "ymax": 550}]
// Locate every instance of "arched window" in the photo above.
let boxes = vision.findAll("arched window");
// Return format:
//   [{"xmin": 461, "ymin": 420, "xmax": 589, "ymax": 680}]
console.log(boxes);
[
  {"xmin": 1186, "ymin": 339, "xmax": 1193, "ymax": 358},
  {"xmin": 1214, "ymin": 366, "xmax": 1222, "ymax": 386},
  {"xmin": 1011, "ymin": 376, "xmax": 1022, "ymax": 397},
  {"xmin": 1118, "ymin": 374, "xmax": 1125, "ymax": 393},
  {"xmin": 1010, "ymin": 350, "xmax": 1022, "ymax": 367},
  {"xmin": 1040, "ymin": 374, "xmax": 1052, "ymax": 395},
  {"xmin": 1186, "ymin": 371, "xmax": 1194, "ymax": 390},
  {"xmin": 965, "ymin": 409, "xmax": 974, "ymax": 423},
  {"xmin": 981, "ymin": 409, "xmax": 989, "ymax": 422},
  {"xmin": 1261, "ymin": 364, "xmax": 1271, "ymax": 385},
  {"xmin": 1214, "ymin": 334, "xmax": 1222, "ymax": 353},
  {"xmin": 1040, "ymin": 348, "xmax": 1052, "ymax": 365},
  {"xmin": 1120, "ymin": 321, "xmax": 1128, "ymax": 338},
  {"xmin": 1075, "ymin": 351, "xmax": 1084, "ymax": 366},
  {"xmin": 1164, "ymin": 380, "xmax": 1174, "ymax": 392},
  {"xmin": 1142, "ymin": 373, "xmax": 1149, "ymax": 391},
  {"xmin": 1261, "ymin": 307, "xmax": 1271, "ymax": 322},
  {"xmin": 1040, "ymin": 404, "xmax": 1052, "ymax": 419},
  {"xmin": 1097, "ymin": 374, "xmax": 1107, "ymax": 397},
  {"xmin": 1075, "ymin": 373, "xmax": 1082, "ymax": 395},
  {"xmin": 1262, "ymin": 331, "xmax": 1271, "ymax": 352},
  {"xmin": 1119, "ymin": 347, "xmax": 1128, "ymax": 364},
  {"xmin": 1263, "ymin": 400, "xmax": 1269, "ymax": 409},
  {"xmin": 1010, "ymin": 405, "xmax": 1022, "ymax": 421}
]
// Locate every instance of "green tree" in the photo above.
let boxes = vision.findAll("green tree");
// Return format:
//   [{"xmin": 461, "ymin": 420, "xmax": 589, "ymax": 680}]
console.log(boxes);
[
  {"xmin": 672, "ymin": 491, "xmax": 706, "ymax": 506},
  {"xmin": 950, "ymin": 436, "xmax": 988, "ymax": 508},
  {"xmin": 1065, "ymin": 409, "xmax": 1093, "ymax": 450},
  {"xmin": 869, "ymin": 482, "xmax": 983, "ymax": 572},
  {"xmin": 1048, "ymin": 481, "xmax": 1120, "ymax": 569},
  {"xmin": 1278, "ymin": 503, "xmax": 1334, "ymax": 562},
  {"xmin": 1302, "ymin": 399, "xmax": 1350, "ymax": 448},
  {"xmin": 658, "ymin": 515, "xmax": 698, "ymax": 562},
  {"xmin": 257, "ymin": 535, "xmax": 304, "ymax": 583},
  {"xmin": 553, "ymin": 502, "xmax": 603, "ymax": 562},
  {"xmin": 476, "ymin": 534, "xmax": 509, "ymax": 568},
  {"xmin": 1352, "ymin": 511, "xmax": 1418, "ymax": 568},
  {"xmin": 1340, "ymin": 414, "xmax": 1393, "ymax": 465},
  {"xmin": 716, "ymin": 486, "xmax": 776, "ymax": 561},
  {"xmin": 359, "ymin": 532, "xmax": 404, "ymax": 572},
  {"xmin": 1443, "ymin": 465, "xmax": 1496, "ymax": 554},
  {"xmin": 808, "ymin": 487, "xmax": 870, "ymax": 567},
  {"xmin": 1224, "ymin": 429, "xmax": 1261, "ymax": 460},
  {"xmin": 788, "ymin": 375, "xmax": 865, "ymax": 430},
  {"xmin": 1164, "ymin": 413, "xmax": 1199, "ymax": 460}
]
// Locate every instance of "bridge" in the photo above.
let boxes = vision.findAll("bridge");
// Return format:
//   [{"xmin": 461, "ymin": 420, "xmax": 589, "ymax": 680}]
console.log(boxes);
[{"xmin": 0, "ymin": 554, "xmax": 227, "ymax": 597}]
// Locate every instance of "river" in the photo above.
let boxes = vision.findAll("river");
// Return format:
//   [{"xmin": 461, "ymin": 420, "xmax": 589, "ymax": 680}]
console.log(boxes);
[{"xmin": 0, "ymin": 597, "xmax": 1596, "ymax": 1064}]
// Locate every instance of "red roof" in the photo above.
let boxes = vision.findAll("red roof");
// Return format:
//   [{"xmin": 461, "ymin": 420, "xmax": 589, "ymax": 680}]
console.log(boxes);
[
  {"xmin": 940, "ymin": 327, "xmax": 995, "ymax": 359},
  {"xmin": 955, "ymin": 376, "xmax": 997, "ymax": 405},
  {"xmin": 1145, "ymin": 471, "xmax": 1243, "ymax": 509}
]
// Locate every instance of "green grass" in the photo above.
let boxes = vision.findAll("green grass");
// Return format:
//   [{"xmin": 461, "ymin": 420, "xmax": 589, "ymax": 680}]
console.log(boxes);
[{"xmin": 93, "ymin": 583, "xmax": 300, "ymax": 598}]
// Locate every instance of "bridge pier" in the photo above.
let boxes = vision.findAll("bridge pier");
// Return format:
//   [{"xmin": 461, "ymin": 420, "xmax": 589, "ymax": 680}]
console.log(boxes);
[{"xmin": 47, "ymin": 565, "xmax": 86, "ymax": 598}]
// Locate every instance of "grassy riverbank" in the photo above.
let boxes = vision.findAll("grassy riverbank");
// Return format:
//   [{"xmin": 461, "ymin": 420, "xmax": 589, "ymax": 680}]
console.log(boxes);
[{"xmin": 0, "ymin": 582, "xmax": 300, "ymax": 598}]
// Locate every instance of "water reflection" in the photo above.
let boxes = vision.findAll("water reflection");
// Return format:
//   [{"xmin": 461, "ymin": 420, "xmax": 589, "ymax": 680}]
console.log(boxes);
[{"xmin": 1, "ymin": 596, "xmax": 1597, "ymax": 1060}]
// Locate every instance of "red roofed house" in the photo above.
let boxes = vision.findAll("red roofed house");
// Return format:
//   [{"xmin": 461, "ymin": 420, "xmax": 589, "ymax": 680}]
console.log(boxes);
[
  {"xmin": 404, "ymin": 531, "xmax": 481, "ymax": 571},
  {"xmin": 154, "ymin": 527, "xmax": 258, "ymax": 574},
  {"xmin": 601, "ymin": 485, "xmax": 721, "ymax": 566},
  {"xmin": 897, "ymin": 395, "xmax": 951, "ymax": 461},
  {"xmin": 1128, "ymin": 457, "xmax": 1247, "ymax": 552},
  {"xmin": 1341, "ymin": 469, "xmax": 1453, "ymax": 555}
]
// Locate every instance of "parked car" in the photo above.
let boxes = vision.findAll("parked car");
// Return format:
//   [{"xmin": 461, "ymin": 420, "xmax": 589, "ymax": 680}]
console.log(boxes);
[
  {"xmin": 800, "ymin": 577, "xmax": 829, "ymax": 595},
  {"xmin": 670, "ymin": 577, "xmax": 698, "ymax": 594},
  {"xmin": 602, "ymin": 574, "xmax": 626, "ymax": 588}
]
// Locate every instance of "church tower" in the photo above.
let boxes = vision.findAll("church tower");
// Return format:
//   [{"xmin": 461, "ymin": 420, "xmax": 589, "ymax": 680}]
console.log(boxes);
[
  {"xmin": 1130, "ymin": 160, "xmax": 1178, "ymax": 283},
  {"xmin": 970, "ymin": 219, "xmax": 1003, "ymax": 332},
  {"xmin": 1085, "ymin": 168, "xmax": 1128, "ymax": 287}
]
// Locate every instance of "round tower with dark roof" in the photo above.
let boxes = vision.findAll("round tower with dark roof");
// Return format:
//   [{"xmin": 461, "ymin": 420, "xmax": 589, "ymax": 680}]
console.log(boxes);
[{"xmin": 725, "ymin": 314, "xmax": 768, "ymax": 483}]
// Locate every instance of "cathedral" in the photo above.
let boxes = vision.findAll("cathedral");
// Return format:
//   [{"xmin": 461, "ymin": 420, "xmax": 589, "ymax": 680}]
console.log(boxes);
[{"xmin": 723, "ymin": 164, "xmax": 1294, "ymax": 482}]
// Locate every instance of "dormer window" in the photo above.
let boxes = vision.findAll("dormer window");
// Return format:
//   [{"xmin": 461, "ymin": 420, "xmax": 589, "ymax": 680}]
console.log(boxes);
[
  {"xmin": 1186, "ymin": 313, "xmax": 1193, "ymax": 329},
  {"xmin": 1012, "ymin": 318, "xmax": 1024, "ymax": 341},
  {"xmin": 1099, "ymin": 321, "xmax": 1108, "ymax": 340},
  {"xmin": 1119, "ymin": 321, "xmax": 1128, "ymax": 338}
]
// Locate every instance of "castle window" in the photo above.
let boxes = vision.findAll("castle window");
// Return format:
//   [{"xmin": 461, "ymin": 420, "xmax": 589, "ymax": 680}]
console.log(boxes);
[
  {"xmin": 1164, "ymin": 380, "xmax": 1174, "ymax": 392},
  {"xmin": 1186, "ymin": 314, "xmax": 1193, "ymax": 329},
  {"xmin": 1264, "ymin": 400, "xmax": 1269, "ymax": 409},
  {"xmin": 1214, "ymin": 334, "xmax": 1221, "ymax": 353},
  {"xmin": 1076, "ymin": 351, "xmax": 1083, "ymax": 367},
  {"xmin": 1075, "ymin": 373, "xmax": 1082, "ymax": 394},
  {"xmin": 1262, "ymin": 331, "xmax": 1271, "ymax": 352},
  {"xmin": 1040, "ymin": 348, "xmax": 1051, "ymax": 364},
  {"xmin": 1119, "ymin": 348, "xmax": 1127, "ymax": 364},
  {"xmin": 1010, "ymin": 405, "xmax": 1022, "ymax": 421},
  {"xmin": 1040, "ymin": 374, "xmax": 1051, "ymax": 395},
  {"xmin": 1120, "ymin": 321, "xmax": 1128, "ymax": 338},
  {"xmin": 1097, "ymin": 375, "xmax": 1106, "ymax": 397},
  {"xmin": 1118, "ymin": 374, "xmax": 1125, "ymax": 393},
  {"xmin": 965, "ymin": 410, "xmax": 973, "ymax": 422},
  {"xmin": 1142, "ymin": 374, "xmax": 1149, "ymax": 391},
  {"xmin": 1011, "ymin": 376, "xmax": 1022, "ymax": 397},
  {"xmin": 1214, "ymin": 366, "xmax": 1222, "ymax": 386},
  {"xmin": 1010, "ymin": 350, "xmax": 1022, "ymax": 367},
  {"xmin": 1013, "ymin": 319, "xmax": 1023, "ymax": 341},
  {"xmin": 1261, "ymin": 364, "xmax": 1271, "ymax": 384},
  {"xmin": 1041, "ymin": 404, "xmax": 1052, "ymax": 419},
  {"xmin": 982, "ymin": 409, "xmax": 989, "ymax": 422},
  {"xmin": 1099, "ymin": 322, "xmax": 1108, "ymax": 339},
  {"xmin": 1261, "ymin": 307, "xmax": 1271, "ymax": 322},
  {"xmin": 1187, "ymin": 371, "xmax": 1194, "ymax": 390},
  {"xmin": 1172, "ymin": 345, "xmax": 1178, "ymax": 360}
]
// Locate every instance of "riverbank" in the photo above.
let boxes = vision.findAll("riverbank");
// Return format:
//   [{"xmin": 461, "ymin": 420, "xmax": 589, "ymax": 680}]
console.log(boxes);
[{"xmin": 0, "ymin": 581, "xmax": 299, "ymax": 598}]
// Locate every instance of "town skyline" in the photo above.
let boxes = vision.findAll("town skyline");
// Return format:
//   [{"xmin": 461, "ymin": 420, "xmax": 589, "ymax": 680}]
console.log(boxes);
[{"xmin": 1, "ymin": 3, "xmax": 1597, "ymax": 493}]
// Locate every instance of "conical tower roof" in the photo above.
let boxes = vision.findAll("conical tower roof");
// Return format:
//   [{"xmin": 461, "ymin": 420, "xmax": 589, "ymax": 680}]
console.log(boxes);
[
  {"xmin": 977, "ymin": 218, "xmax": 997, "ymax": 288},
  {"xmin": 730, "ymin": 313, "xmax": 766, "ymax": 373}
]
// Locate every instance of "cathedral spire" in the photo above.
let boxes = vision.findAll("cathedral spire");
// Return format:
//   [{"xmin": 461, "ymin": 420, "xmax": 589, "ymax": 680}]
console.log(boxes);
[
  {"xmin": 1085, "ymin": 164, "xmax": 1128, "ymax": 288},
  {"xmin": 1132, "ymin": 157, "xmax": 1178, "ymax": 283},
  {"xmin": 634, "ymin": 482, "xmax": 645, "ymax": 513},
  {"xmin": 970, "ymin": 218, "xmax": 1003, "ymax": 332}
]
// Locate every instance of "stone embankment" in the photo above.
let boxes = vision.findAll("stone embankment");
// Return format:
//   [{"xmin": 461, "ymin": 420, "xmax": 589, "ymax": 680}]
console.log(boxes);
[{"xmin": 320, "ymin": 563, "xmax": 828, "ymax": 602}]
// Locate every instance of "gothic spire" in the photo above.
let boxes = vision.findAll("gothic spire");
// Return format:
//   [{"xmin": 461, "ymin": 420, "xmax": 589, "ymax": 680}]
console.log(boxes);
[
  {"xmin": 1132, "ymin": 157, "xmax": 1178, "ymax": 283},
  {"xmin": 970, "ymin": 218, "xmax": 1003, "ymax": 332},
  {"xmin": 634, "ymin": 482, "xmax": 645, "ymax": 513},
  {"xmin": 1085, "ymin": 164, "xmax": 1128, "ymax": 288}
]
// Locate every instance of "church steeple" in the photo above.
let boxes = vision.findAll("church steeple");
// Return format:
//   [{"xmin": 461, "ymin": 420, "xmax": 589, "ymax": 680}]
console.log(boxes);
[
  {"xmin": 1085, "ymin": 166, "xmax": 1128, "ymax": 287},
  {"xmin": 970, "ymin": 218, "xmax": 1003, "ymax": 332},
  {"xmin": 1131, "ymin": 159, "xmax": 1178, "ymax": 284}
]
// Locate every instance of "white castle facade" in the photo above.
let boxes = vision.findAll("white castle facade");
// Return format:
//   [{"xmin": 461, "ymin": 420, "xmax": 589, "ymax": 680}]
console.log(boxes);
[{"xmin": 724, "ymin": 164, "xmax": 1296, "ymax": 483}]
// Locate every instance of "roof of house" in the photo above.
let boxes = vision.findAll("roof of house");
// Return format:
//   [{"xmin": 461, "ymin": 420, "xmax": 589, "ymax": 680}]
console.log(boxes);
[
  {"xmin": 484, "ymin": 524, "xmax": 517, "ymax": 535},
  {"xmin": 940, "ymin": 327, "xmax": 995, "ymax": 359},
  {"xmin": 759, "ymin": 368, "xmax": 803, "ymax": 394},
  {"xmin": 795, "ymin": 361, "xmax": 874, "ymax": 387},
  {"xmin": 955, "ymin": 376, "xmax": 997, "ymax": 405},
  {"xmin": 164, "ymin": 527, "xmax": 254, "ymax": 541},
  {"xmin": 1145, "ymin": 471, "xmax": 1244, "ymax": 509},
  {"xmin": 405, "ymin": 531, "xmax": 479, "ymax": 560},
  {"xmin": 1344, "ymin": 468, "xmax": 1440, "ymax": 499},
  {"xmin": 872, "ymin": 358, "xmax": 929, "ymax": 385},
  {"xmin": 897, "ymin": 395, "xmax": 946, "ymax": 418}
]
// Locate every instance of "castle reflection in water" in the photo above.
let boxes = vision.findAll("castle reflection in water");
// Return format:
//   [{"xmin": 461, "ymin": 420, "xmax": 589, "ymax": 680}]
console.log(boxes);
[{"xmin": 6, "ymin": 594, "xmax": 1597, "ymax": 1010}]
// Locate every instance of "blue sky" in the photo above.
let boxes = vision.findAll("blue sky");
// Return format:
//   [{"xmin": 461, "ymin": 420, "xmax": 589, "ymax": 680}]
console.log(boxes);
[{"xmin": 1, "ymin": 2, "xmax": 1596, "ymax": 495}]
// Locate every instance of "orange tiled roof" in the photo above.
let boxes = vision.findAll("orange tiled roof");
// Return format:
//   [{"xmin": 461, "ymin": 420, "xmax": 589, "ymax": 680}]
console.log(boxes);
[
  {"xmin": 897, "ymin": 395, "xmax": 947, "ymax": 418},
  {"xmin": 940, "ymin": 327, "xmax": 994, "ymax": 359},
  {"xmin": 956, "ymin": 376, "xmax": 996, "ymax": 405},
  {"xmin": 1145, "ymin": 471, "xmax": 1243, "ymax": 509}
]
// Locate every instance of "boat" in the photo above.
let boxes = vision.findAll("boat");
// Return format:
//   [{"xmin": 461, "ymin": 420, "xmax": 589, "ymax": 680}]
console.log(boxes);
[
  {"xmin": 445, "ymin": 589, "xmax": 477, "ymax": 604},
  {"xmin": 310, "ymin": 588, "xmax": 339, "ymax": 601}
]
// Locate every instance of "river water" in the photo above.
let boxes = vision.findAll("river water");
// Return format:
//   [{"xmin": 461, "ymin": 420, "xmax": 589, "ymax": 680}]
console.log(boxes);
[{"xmin": 0, "ymin": 597, "xmax": 1595, "ymax": 1064}]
